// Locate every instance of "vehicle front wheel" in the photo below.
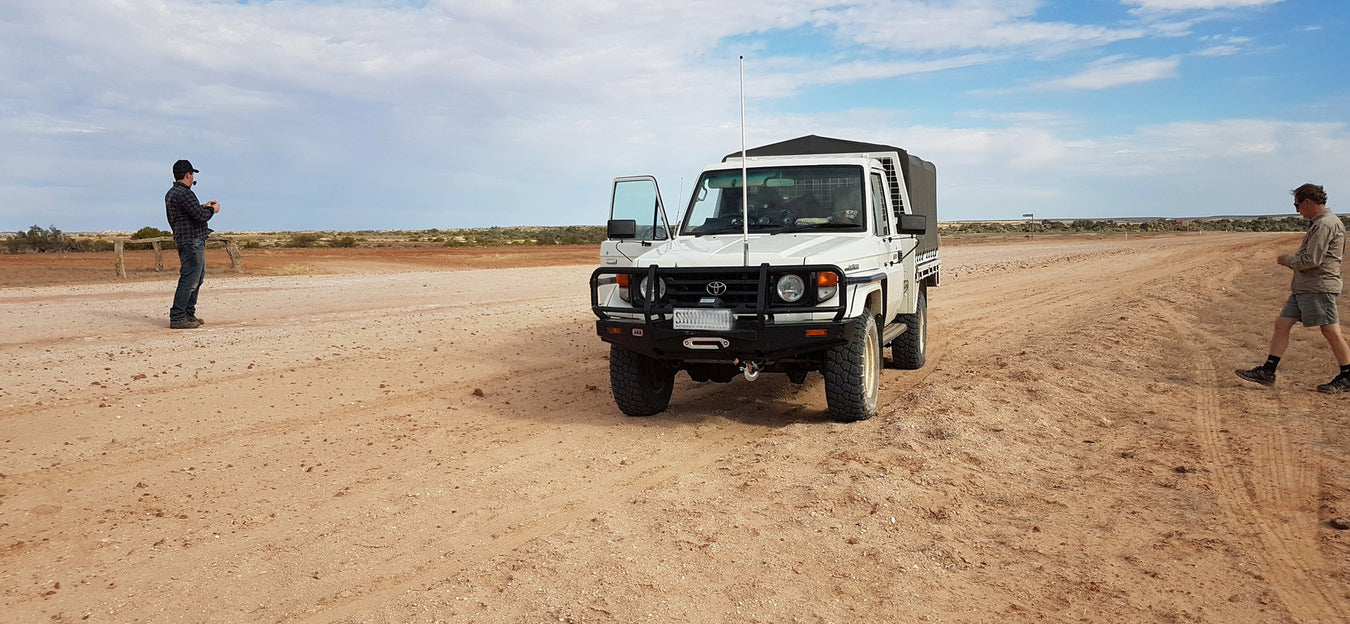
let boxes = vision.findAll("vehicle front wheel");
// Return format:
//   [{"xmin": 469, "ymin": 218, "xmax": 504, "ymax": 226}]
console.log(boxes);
[
  {"xmin": 823, "ymin": 314, "xmax": 881, "ymax": 422},
  {"xmin": 609, "ymin": 346, "xmax": 676, "ymax": 417}
]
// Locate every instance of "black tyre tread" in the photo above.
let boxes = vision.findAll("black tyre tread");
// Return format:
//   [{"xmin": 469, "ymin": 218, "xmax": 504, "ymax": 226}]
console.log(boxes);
[
  {"xmin": 891, "ymin": 288, "xmax": 927, "ymax": 370},
  {"xmin": 823, "ymin": 315, "xmax": 879, "ymax": 422},
  {"xmin": 609, "ymin": 346, "xmax": 675, "ymax": 417}
]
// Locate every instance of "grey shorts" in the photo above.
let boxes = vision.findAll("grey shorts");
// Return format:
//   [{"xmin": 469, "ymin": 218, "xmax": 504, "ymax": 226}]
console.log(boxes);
[{"xmin": 1280, "ymin": 293, "xmax": 1340, "ymax": 327}]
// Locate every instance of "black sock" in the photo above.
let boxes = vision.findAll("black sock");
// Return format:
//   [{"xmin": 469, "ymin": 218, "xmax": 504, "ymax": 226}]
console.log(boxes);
[
  {"xmin": 1340, "ymin": 363, "xmax": 1350, "ymax": 377},
  {"xmin": 1263, "ymin": 355, "xmax": 1281, "ymax": 373}
]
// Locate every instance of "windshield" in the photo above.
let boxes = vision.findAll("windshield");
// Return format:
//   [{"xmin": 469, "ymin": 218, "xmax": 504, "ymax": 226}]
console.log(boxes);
[{"xmin": 678, "ymin": 165, "xmax": 867, "ymax": 236}]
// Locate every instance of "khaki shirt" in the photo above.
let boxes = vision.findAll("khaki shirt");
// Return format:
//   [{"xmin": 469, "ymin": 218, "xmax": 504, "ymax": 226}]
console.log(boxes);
[{"xmin": 1286, "ymin": 210, "xmax": 1345, "ymax": 294}]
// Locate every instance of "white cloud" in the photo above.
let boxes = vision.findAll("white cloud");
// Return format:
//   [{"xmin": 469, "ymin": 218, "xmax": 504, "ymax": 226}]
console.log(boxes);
[
  {"xmin": 0, "ymin": 0, "xmax": 1341, "ymax": 230},
  {"xmin": 1034, "ymin": 56, "xmax": 1181, "ymax": 90},
  {"xmin": 821, "ymin": 0, "xmax": 1145, "ymax": 53},
  {"xmin": 760, "ymin": 112, "xmax": 1350, "ymax": 219},
  {"xmin": 1124, "ymin": 0, "xmax": 1283, "ymax": 11}
]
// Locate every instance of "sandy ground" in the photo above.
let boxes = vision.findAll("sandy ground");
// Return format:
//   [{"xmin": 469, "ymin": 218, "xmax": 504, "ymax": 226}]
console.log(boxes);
[{"xmin": 1, "ymin": 232, "xmax": 1348, "ymax": 623}]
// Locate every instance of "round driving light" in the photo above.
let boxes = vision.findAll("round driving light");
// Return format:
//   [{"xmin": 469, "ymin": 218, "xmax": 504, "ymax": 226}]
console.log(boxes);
[
  {"xmin": 638, "ymin": 276, "xmax": 666, "ymax": 301},
  {"xmin": 776, "ymin": 274, "xmax": 806, "ymax": 303}
]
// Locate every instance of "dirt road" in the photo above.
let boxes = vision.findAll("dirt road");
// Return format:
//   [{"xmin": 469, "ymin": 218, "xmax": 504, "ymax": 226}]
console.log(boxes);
[{"xmin": 2, "ymin": 233, "xmax": 1347, "ymax": 623}]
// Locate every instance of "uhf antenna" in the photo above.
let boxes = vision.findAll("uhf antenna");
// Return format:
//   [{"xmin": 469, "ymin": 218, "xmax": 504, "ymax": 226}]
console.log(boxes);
[{"xmin": 740, "ymin": 56, "xmax": 749, "ymax": 267}]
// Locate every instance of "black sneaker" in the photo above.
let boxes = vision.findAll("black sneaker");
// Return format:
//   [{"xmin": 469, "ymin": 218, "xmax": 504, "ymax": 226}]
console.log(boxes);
[
  {"xmin": 170, "ymin": 318, "xmax": 203, "ymax": 329},
  {"xmin": 1317, "ymin": 375, "xmax": 1350, "ymax": 394},
  {"xmin": 1235, "ymin": 366, "xmax": 1276, "ymax": 387}
]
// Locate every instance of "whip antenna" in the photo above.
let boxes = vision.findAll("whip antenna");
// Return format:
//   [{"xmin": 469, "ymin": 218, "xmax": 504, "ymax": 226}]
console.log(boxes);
[{"xmin": 740, "ymin": 56, "xmax": 749, "ymax": 266}]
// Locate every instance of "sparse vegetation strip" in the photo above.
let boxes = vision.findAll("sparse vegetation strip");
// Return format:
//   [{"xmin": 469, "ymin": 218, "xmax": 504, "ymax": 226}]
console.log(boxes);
[{"xmin": 5, "ymin": 217, "xmax": 1344, "ymax": 253}]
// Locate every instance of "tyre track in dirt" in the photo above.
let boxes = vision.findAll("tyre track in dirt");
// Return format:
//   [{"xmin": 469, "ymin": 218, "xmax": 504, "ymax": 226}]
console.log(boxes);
[
  {"xmin": 8, "ymin": 234, "xmax": 1338, "ymax": 623},
  {"xmin": 4, "ymin": 265, "xmax": 887, "ymax": 620},
  {"xmin": 261, "ymin": 240, "xmax": 1178, "ymax": 620},
  {"xmin": 301, "ymin": 236, "xmax": 1260, "ymax": 619},
  {"xmin": 1147, "ymin": 249, "xmax": 1347, "ymax": 624},
  {"xmin": 0, "ymin": 296, "xmax": 596, "ymax": 482}
]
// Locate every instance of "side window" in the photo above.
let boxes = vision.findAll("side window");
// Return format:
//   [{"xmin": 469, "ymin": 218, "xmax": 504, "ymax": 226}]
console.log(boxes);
[
  {"xmin": 869, "ymin": 172, "xmax": 890, "ymax": 236},
  {"xmin": 611, "ymin": 178, "xmax": 669, "ymax": 241}
]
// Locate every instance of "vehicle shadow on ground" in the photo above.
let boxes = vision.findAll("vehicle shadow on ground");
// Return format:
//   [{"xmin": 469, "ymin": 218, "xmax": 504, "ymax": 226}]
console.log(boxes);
[{"xmin": 647, "ymin": 373, "xmax": 840, "ymax": 428}]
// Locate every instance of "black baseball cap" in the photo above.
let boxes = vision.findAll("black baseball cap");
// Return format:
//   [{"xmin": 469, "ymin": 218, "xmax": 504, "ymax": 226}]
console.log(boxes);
[{"xmin": 173, "ymin": 159, "xmax": 199, "ymax": 178}]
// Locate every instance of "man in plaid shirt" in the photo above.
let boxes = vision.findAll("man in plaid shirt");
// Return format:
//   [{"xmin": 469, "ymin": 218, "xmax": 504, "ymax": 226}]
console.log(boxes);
[{"xmin": 165, "ymin": 159, "xmax": 220, "ymax": 329}]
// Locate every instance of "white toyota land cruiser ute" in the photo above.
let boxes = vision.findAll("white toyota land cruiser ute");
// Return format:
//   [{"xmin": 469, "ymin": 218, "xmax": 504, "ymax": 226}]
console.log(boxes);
[{"xmin": 590, "ymin": 135, "xmax": 939, "ymax": 422}]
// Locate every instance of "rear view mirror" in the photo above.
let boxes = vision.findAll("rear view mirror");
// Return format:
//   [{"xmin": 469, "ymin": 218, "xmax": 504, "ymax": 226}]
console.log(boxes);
[
  {"xmin": 607, "ymin": 219, "xmax": 638, "ymax": 240},
  {"xmin": 898, "ymin": 214, "xmax": 927, "ymax": 235}
]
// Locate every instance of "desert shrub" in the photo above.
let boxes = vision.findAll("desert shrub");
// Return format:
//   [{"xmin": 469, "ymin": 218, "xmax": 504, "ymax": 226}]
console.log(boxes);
[
  {"xmin": 285, "ymin": 233, "xmax": 321, "ymax": 248},
  {"xmin": 330, "ymin": 236, "xmax": 358, "ymax": 248},
  {"xmin": 131, "ymin": 226, "xmax": 172, "ymax": 240},
  {"xmin": 72, "ymin": 238, "xmax": 115, "ymax": 252},
  {"xmin": 242, "ymin": 240, "xmax": 262, "ymax": 249},
  {"xmin": 6, "ymin": 225, "xmax": 75, "ymax": 253},
  {"xmin": 434, "ymin": 226, "xmax": 606, "ymax": 247}
]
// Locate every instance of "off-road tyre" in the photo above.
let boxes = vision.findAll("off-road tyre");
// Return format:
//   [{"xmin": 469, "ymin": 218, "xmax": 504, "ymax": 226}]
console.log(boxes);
[
  {"xmin": 609, "ymin": 346, "xmax": 676, "ymax": 417},
  {"xmin": 890, "ymin": 287, "xmax": 927, "ymax": 369},
  {"xmin": 823, "ymin": 314, "xmax": 881, "ymax": 422}
]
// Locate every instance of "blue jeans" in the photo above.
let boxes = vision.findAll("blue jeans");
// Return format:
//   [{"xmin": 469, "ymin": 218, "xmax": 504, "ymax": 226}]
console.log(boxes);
[{"xmin": 170, "ymin": 238, "xmax": 206, "ymax": 321}]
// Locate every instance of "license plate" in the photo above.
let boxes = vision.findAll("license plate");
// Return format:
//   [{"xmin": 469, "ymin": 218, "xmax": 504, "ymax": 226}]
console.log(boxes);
[{"xmin": 673, "ymin": 308, "xmax": 734, "ymax": 331}]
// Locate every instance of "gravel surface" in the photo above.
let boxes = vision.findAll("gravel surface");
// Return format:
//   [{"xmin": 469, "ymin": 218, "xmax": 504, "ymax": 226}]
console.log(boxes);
[{"xmin": 2, "ymin": 232, "xmax": 1348, "ymax": 623}]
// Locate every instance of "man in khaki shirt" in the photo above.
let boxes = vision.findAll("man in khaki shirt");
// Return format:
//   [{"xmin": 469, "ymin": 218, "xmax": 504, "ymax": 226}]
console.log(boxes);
[{"xmin": 1237, "ymin": 183, "xmax": 1350, "ymax": 393}]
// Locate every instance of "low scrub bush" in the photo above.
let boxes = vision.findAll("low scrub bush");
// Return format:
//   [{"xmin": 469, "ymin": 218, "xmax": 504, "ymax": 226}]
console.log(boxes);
[
  {"xmin": 285, "ymin": 233, "xmax": 322, "ymax": 248},
  {"xmin": 6, "ymin": 225, "xmax": 75, "ymax": 253}
]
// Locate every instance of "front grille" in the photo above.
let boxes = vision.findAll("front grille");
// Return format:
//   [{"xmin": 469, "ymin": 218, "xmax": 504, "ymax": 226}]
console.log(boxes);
[
  {"xmin": 593, "ymin": 264, "xmax": 847, "ymax": 325},
  {"xmin": 665, "ymin": 270, "xmax": 761, "ymax": 308}
]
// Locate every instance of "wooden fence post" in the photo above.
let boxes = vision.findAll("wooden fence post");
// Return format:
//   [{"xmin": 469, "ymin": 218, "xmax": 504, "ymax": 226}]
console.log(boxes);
[
  {"xmin": 225, "ymin": 239, "xmax": 243, "ymax": 271},
  {"xmin": 111, "ymin": 236, "xmax": 244, "ymax": 277},
  {"xmin": 114, "ymin": 240, "xmax": 126, "ymax": 279}
]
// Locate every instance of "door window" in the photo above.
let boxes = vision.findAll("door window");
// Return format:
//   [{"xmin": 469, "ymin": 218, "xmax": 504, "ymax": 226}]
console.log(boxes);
[
  {"xmin": 611, "ymin": 177, "xmax": 669, "ymax": 241},
  {"xmin": 870, "ymin": 172, "xmax": 890, "ymax": 236}
]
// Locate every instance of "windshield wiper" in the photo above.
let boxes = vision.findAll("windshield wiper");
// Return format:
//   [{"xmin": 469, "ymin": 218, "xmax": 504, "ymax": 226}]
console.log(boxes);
[
  {"xmin": 770, "ymin": 222, "xmax": 865, "ymax": 235},
  {"xmin": 689, "ymin": 223, "xmax": 777, "ymax": 237}
]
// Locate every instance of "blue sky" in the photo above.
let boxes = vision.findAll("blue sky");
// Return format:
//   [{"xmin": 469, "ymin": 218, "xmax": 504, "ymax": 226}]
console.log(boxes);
[{"xmin": 1, "ymin": 0, "xmax": 1346, "ymax": 232}]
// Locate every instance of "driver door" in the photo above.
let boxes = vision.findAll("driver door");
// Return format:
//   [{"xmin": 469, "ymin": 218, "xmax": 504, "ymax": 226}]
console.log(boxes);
[{"xmin": 601, "ymin": 176, "xmax": 673, "ymax": 268}]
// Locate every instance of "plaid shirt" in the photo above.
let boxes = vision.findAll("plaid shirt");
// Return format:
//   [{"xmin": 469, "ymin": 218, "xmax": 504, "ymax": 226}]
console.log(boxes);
[{"xmin": 165, "ymin": 181, "xmax": 214, "ymax": 244}]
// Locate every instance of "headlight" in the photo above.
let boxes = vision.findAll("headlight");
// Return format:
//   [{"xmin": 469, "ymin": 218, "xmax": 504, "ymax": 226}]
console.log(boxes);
[
  {"xmin": 637, "ymin": 276, "xmax": 666, "ymax": 301},
  {"xmin": 816, "ymin": 271, "xmax": 838, "ymax": 302},
  {"xmin": 776, "ymin": 274, "xmax": 806, "ymax": 303}
]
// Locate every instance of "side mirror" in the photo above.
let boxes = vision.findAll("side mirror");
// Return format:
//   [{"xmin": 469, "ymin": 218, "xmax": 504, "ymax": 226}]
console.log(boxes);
[
  {"xmin": 897, "ymin": 214, "xmax": 927, "ymax": 236},
  {"xmin": 607, "ymin": 219, "xmax": 638, "ymax": 240}
]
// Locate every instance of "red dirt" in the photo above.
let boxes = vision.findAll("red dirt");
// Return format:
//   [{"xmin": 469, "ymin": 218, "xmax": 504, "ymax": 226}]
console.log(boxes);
[{"xmin": 2, "ymin": 233, "xmax": 1348, "ymax": 623}]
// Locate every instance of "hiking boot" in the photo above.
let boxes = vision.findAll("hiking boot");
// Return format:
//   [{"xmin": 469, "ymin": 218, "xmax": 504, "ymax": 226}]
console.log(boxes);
[
  {"xmin": 1235, "ymin": 366, "xmax": 1276, "ymax": 387},
  {"xmin": 170, "ymin": 318, "xmax": 203, "ymax": 329},
  {"xmin": 188, "ymin": 315, "xmax": 205, "ymax": 326},
  {"xmin": 1317, "ymin": 375, "xmax": 1350, "ymax": 394}
]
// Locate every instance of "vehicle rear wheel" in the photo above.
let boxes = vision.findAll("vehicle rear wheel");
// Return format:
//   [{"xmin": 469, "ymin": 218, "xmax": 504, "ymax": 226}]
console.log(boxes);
[
  {"xmin": 890, "ymin": 287, "xmax": 927, "ymax": 369},
  {"xmin": 609, "ymin": 346, "xmax": 676, "ymax": 417},
  {"xmin": 823, "ymin": 314, "xmax": 880, "ymax": 422}
]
